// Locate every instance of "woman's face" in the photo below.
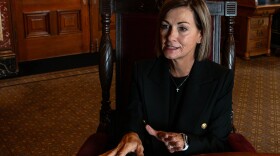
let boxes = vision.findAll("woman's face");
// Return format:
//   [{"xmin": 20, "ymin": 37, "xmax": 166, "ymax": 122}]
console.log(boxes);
[{"xmin": 160, "ymin": 6, "xmax": 202, "ymax": 61}]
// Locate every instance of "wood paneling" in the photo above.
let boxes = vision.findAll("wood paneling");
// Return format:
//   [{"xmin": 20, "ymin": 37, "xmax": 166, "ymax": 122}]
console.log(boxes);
[
  {"xmin": 24, "ymin": 12, "xmax": 51, "ymax": 38},
  {"xmin": 12, "ymin": 0, "xmax": 90, "ymax": 62},
  {"xmin": 58, "ymin": 10, "xmax": 82, "ymax": 34}
]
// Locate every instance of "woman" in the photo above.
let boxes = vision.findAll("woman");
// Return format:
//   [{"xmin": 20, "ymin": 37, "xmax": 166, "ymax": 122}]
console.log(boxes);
[{"xmin": 101, "ymin": 0, "xmax": 233, "ymax": 155}]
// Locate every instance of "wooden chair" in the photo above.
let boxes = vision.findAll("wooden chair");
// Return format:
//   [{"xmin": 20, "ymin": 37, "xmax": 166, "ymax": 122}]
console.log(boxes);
[{"xmin": 77, "ymin": 0, "xmax": 256, "ymax": 155}]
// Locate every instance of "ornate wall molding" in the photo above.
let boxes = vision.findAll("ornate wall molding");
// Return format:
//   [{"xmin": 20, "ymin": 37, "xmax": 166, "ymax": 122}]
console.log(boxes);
[
  {"xmin": 0, "ymin": 0, "xmax": 12, "ymax": 49},
  {"xmin": 0, "ymin": 0, "xmax": 17, "ymax": 78}
]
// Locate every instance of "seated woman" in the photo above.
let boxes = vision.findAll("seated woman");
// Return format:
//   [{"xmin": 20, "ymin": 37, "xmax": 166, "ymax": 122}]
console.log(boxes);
[{"xmin": 101, "ymin": 0, "xmax": 234, "ymax": 155}]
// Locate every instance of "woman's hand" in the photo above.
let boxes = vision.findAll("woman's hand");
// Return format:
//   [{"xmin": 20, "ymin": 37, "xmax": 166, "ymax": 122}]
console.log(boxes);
[
  {"xmin": 99, "ymin": 132, "xmax": 144, "ymax": 156},
  {"xmin": 145, "ymin": 124, "xmax": 185, "ymax": 153}
]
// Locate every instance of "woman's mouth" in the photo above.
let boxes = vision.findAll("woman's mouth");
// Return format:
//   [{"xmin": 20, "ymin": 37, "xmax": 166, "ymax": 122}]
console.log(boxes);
[{"xmin": 164, "ymin": 45, "xmax": 179, "ymax": 50}]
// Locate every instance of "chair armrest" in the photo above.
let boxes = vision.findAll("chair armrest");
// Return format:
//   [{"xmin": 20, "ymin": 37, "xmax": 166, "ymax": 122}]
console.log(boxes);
[
  {"xmin": 228, "ymin": 132, "xmax": 256, "ymax": 152},
  {"xmin": 77, "ymin": 132, "xmax": 109, "ymax": 156}
]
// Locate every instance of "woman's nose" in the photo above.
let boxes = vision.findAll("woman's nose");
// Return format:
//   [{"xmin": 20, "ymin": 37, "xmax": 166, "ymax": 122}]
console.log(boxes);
[{"xmin": 167, "ymin": 28, "xmax": 177, "ymax": 41}]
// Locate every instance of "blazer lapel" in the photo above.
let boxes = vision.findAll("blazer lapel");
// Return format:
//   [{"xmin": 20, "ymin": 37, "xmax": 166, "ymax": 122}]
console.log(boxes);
[
  {"xmin": 175, "ymin": 60, "xmax": 217, "ymax": 132},
  {"xmin": 143, "ymin": 59, "xmax": 218, "ymax": 132},
  {"xmin": 145, "ymin": 57, "xmax": 170, "ymax": 130}
]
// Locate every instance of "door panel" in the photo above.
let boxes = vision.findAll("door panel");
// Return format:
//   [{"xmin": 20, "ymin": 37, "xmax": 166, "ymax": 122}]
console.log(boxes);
[{"xmin": 12, "ymin": 0, "xmax": 90, "ymax": 61}]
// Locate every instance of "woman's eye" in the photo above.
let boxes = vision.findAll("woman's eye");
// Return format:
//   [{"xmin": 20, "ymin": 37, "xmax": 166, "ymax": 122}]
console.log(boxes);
[
  {"xmin": 178, "ymin": 26, "xmax": 188, "ymax": 32},
  {"xmin": 161, "ymin": 24, "xmax": 169, "ymax": 30}
]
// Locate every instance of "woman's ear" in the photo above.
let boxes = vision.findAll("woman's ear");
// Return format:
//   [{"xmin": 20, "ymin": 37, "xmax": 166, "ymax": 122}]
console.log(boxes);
[
  {"xmin": 197, "ymin": 37, "xmax": 202, "ymax": 44},
  {"xmin": 197, "ymin": 31, "xmax": 202, "ymax": 44}
]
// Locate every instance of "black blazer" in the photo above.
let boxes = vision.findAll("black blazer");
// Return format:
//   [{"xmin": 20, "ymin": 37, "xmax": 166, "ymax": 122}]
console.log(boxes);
[{"xmin": 121, "ymin": 56, "xmax": 234, "ymax": 156}]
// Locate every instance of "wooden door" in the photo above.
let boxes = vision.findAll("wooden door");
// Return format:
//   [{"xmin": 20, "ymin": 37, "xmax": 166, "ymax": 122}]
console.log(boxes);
[{"xmin": 12, "ymin": 0, "xmax": 90, "ymax": 62}]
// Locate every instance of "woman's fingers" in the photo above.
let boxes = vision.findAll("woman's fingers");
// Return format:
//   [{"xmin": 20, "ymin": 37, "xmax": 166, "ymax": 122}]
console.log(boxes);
[
  {"xmin": 145, "ymin": 125, "xmax": 168, "ymax": 141},
  {"xmin": 157, "ymin": 131, "xmax": 169, "ymax": 140},
  {"xmin": 145, "ymin": 124, "xmax": 157, "ymax": 137},
  {"xmin": 167, "ymin": 145, "xmax": 182, "ymax": 153},
  {"xmin": 99, "ymin": 132, "xmax": 144, "ymax": 156},
  {"xmin": 135, "ymin": 145, "xmax": 144, "ymax": 156},
  {"xmin": 145, "ymin": 125, "xmax": 185, "ymax": 153},
  {"xmin": 165, "ymin": 133, "xmax": 185, "ymax": 153},
  {"xmin": 116, "ymin": 144, "xmax": 139, "ymax": 156},
  {"xmin": 99, "ymin": 144, "xmax": 137, "ymax": 156},
  {"xmin": 146, "ymin": 125, "xmax": 172, "ymax": 142}
]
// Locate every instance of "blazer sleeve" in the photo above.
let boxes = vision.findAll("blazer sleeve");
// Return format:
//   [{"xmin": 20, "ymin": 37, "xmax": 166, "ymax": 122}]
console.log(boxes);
[
  {"xmin": 185, "ymin": 69, "xmax": 234, "ymax": 154},
  {"xmin": 119, "ymin": 62, "xmax": 146, "ymax": 138}
]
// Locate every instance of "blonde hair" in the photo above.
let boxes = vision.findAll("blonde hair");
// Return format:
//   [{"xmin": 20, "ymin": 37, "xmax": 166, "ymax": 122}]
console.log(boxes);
[{"xmin": 156, "ymin": 0, "xmax": 212, "ymax": 61}]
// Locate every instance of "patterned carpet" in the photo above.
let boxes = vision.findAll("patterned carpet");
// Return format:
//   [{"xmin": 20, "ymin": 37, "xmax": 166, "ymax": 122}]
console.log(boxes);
[
  {"xmin": 0, "ymin": 66, "xmax": 116, "ymax": 156},
  {"xmin": 0, "ymin": 56, "xmax": 279, "ymax": 155},
  {"xmin": 232, "ymin": 56, "xmax": 280, "ymax": 153}
]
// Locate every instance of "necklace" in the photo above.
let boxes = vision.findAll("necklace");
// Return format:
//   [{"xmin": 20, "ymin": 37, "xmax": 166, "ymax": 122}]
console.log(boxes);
[{"xmin": 170, "ymin": 74, "xmax": 189, "ymax": 92}]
